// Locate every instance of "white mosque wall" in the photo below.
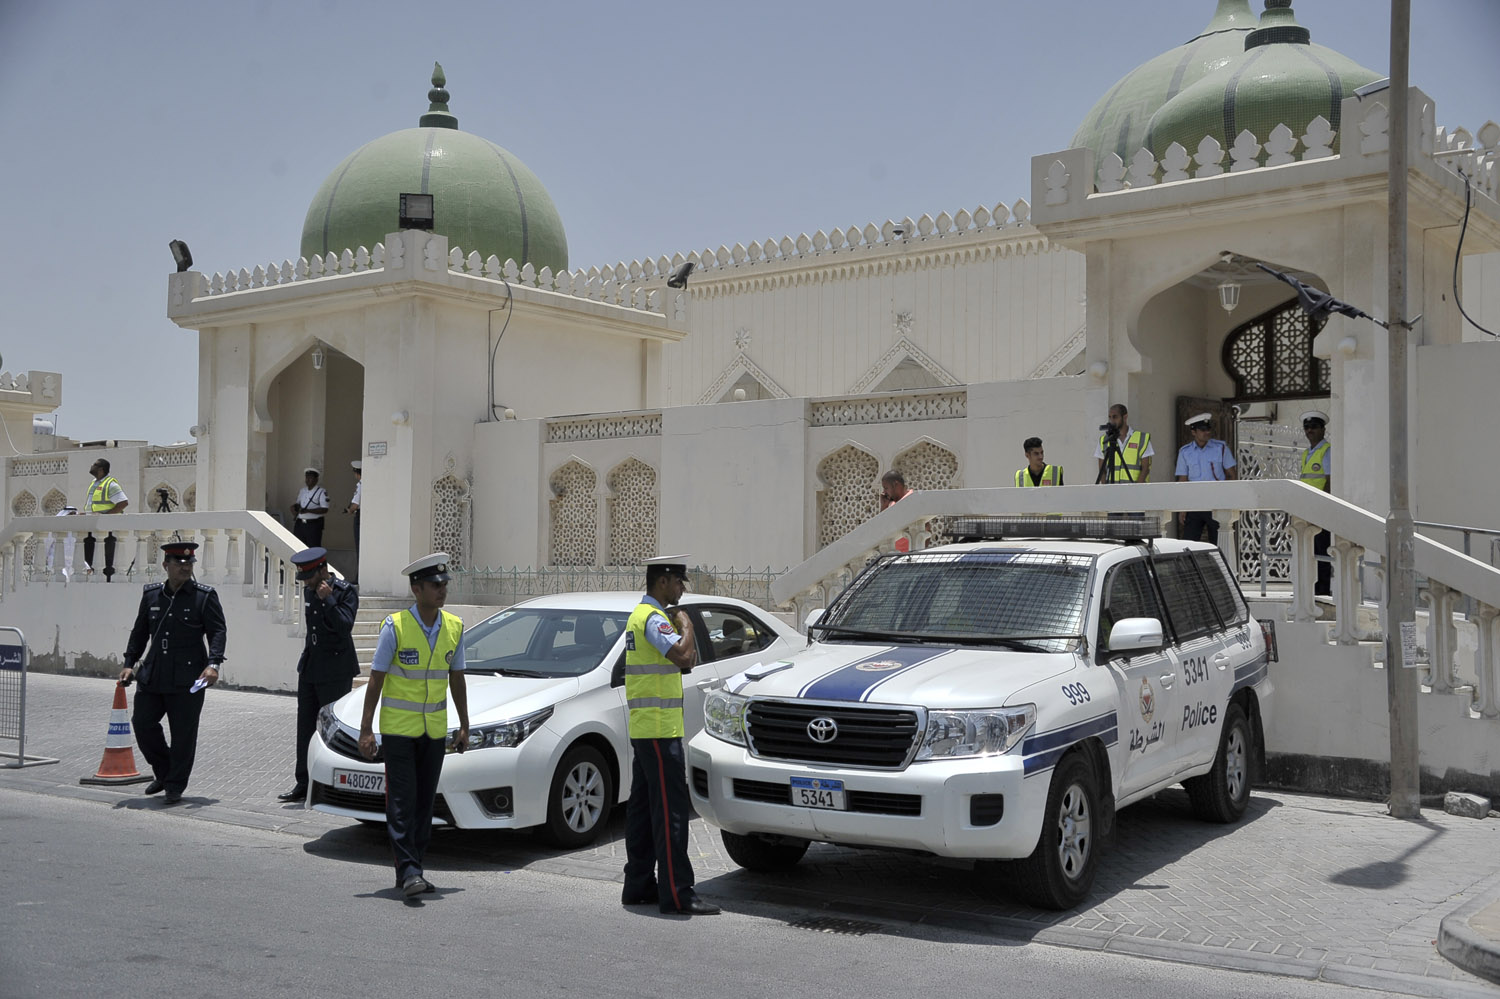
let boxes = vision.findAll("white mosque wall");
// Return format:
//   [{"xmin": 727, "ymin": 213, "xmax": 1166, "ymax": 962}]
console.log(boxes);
[
  {"xmin": 1414, "ymin": 342, "xmax": 1500, "ymax": 544},
  {"xmin": 1462, "ymin": 253, "xmax": 1500, "ymax": 337}
]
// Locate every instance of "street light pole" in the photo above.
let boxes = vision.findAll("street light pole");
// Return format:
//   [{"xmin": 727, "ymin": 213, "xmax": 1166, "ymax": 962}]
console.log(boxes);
[{"xmin": 1385, "ymin": 0, "xmax": 1422, "ymax": 819}]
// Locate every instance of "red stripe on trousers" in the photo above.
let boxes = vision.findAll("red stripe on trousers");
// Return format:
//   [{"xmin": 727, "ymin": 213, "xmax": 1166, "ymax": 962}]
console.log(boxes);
[{"xmin": 653, "ymin": 741, "xmax": 681, "ymax": 910}]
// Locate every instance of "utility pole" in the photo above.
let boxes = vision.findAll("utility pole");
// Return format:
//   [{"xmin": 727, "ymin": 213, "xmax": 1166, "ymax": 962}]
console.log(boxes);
[{"xmin": 1385, "ymin": 0, "xmax": 1422, "ymax": 819}]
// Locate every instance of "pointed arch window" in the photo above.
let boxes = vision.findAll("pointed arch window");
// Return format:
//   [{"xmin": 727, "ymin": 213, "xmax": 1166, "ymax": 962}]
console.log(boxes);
[{"xmin": 1221, "ymin": 298, "xmax": 1331, "ymax": 403}]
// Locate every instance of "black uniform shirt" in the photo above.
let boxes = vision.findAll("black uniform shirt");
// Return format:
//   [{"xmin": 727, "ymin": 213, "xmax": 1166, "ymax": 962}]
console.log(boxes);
[
  {"xmin": 123, "ymin": 581, "xmax": 228, "ymax": 692},
  {"xmin": 298, "ymin": 577, "xmax": 360, "ymax": 681}
]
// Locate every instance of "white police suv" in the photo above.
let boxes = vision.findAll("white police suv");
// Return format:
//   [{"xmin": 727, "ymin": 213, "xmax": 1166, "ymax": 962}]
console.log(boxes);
[{"xmin": 687, "ymin": 518, "xmax": 1275, "ymax": 909}]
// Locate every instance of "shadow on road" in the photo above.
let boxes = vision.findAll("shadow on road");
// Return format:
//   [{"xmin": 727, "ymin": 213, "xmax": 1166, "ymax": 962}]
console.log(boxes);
[{"xmin": 1327, "ymin": 816, "xmax": 1446, "ymax": 888}]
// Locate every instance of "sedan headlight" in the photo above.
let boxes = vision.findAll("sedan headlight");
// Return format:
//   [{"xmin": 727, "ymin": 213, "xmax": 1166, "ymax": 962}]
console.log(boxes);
[
  {"xmin": 317, "ymin": 704, "xmax": 340, "ymax": 746},
  {"xmin": 702, "ymin": 688, "xmax": 749, "ymax": 746},
  {"xmin": 454, "ymin": 705, "xmax": 554, "ymax": 753},
  {"xmin": 913, "ymin": 704, "xmax": 1036, "ymax": 761}
]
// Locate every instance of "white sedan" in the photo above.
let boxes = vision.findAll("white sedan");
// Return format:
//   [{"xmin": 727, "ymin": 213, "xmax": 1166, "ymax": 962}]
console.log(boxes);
[{"xmin": 306, "ymin": 591, "xmax": 801, "ymax": 846}]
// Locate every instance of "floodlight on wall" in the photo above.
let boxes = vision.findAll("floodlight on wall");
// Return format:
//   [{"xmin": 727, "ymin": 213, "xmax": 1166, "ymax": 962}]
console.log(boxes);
[
  {"xmin": 666, "ymin": 261, "xmax": 696, "ymax": 289},
  {"xmin": 399, "ymin": 193, "xmax": 435, "ymax": 230},
  {"xmin": 1217, "ymin": 280, "xmax": 1242, "ymax": 313},
  {"xmin": 169, "ymin": 239, "xmax": 193, "ymax": 272},
  {"xmin": 311, "ymin": 346, "xmax": 326, "ymax": 370}
]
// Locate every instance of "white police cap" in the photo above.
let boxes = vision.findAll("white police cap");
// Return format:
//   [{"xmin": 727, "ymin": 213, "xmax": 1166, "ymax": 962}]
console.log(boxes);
[
  {"xmin": 1184, "ymin": 412, "xmax": 1213, "ymax": 429},
  {"xmin": 350, "ymin": 460, "xmax": 362, "ymax": 471},
  {"xmin": 644, "ymin": 554, "xmax": 691, "ymax": 579},
  {"xmin": 303, "ymin": 466, "xmax": 320, "ymax": 476},
  {"xmin": 1299, "ymin": 410, "xmax": 1329, "ymax": 426},
  {"xmin": 402, "ymin": 552, "xmax": 451, "ymax": 583}
]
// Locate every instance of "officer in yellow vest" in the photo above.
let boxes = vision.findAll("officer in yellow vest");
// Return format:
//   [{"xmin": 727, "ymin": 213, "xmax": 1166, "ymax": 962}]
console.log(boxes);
[
  {"xmin": 1094, "ymin": 403, "xmax": 1153, "ymax": 483},
  {"xmin": 358, "ymin": 552, "xmax": 470, "ymax": 898},
  {"xmin": 621, "ymin": 555, "xmax": 720, "ymax": 915},
  {"xmin": 82, "ymin": 456, "xmax": 129, "ymax": 580},
  {"xmin": 1300, "ymin": 410, "xmax": 1333, "ymax": 597},
  {"xmin": 1015, "ymin": 437, "xmax": 1063, "ymax": 487}
]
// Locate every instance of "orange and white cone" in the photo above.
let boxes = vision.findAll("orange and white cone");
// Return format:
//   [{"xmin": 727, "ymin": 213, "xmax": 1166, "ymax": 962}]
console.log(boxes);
[{"xmin": 79, "ymin": 683, "xmax": 152, "ymax": 786}]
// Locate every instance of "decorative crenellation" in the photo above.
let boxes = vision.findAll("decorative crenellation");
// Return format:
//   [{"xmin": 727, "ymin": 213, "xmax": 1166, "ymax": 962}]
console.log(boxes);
[
  {"xmin": 9, "ymin": 456, "xmax": 68, "ymax": 477},
  {"xmin": 811, "ymin": 390, "xmax": 967, "ymax": 428},
  {"xmin": 574, "ymin": 199, "xmax": 1040, "ymax": 297},
  {"xmin": 545, "ymin": 413, "xmax": 662, "ymax": 443},
  {"xmin": 145, "ymin": 445, "xmax": 197, "ymax": 468}
]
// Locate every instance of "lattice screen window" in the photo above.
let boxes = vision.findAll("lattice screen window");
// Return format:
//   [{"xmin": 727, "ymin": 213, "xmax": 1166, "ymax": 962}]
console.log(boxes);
[
  {"xmin": 817, "ymin": 445, "xmax": 880, "ymax": 550},
  {"xmin": 42, "ymin": 489, "xmax": 68, "ymax": 515},
  {"xmin": 183, "ymin": 485, "xmax": 197, "ymax": 512},
  {"xmin": 607, "ymin": 458, "xmax": 657, "ymax": 566},
  {"xmin": 549, "ymin": 461, "xmax": 598, "ymax": 566},
  {"xmin": 432, "ymin": 475, "xmax": 469, "ymax": 568},
  {"xmin": 893, "ymin": 441, "xmax": 960, "ymax": 491},
  {"xmin": 13, "ymin": 491, "xmax": 37, "ymax": 566},
  {"xmin": 1223, "ymin": 298, "xmax": 1331, "ymax": 402},
  {"xmin": 150, "ymin": 482, "xmax": 180, "ymax": 513}
]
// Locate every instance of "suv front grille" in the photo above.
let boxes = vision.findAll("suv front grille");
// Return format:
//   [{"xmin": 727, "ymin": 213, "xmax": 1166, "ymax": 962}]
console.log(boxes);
[{"xmin": 745, "ymin": 700, "xmax": 921, "ymax": 769}]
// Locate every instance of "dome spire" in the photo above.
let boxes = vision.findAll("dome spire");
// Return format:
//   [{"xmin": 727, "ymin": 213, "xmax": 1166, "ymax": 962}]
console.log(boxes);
[
  {"xmin": 1246, "ymin": 0, "xmax": 1311, "ymax": 49},
  {"xmin": 419, "ymin": 62, "xmax": 458, "ymax": 129}
]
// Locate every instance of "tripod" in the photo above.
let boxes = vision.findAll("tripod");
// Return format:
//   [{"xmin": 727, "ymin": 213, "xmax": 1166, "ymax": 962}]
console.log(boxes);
[
  {"xmin": 1095, "ymin": 435, "xmax": 1134, "ymax": 485},
  {"xmin": 156, "ymin": 490, "xmax": 176, "ymax": 513}
]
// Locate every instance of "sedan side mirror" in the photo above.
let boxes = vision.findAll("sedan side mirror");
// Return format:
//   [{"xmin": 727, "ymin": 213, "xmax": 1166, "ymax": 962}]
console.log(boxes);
[
  {"xmin": 610, "ymin": 652, "xmax": 626, "ymax": 688},
  {"xmin": 1108, "ymin": 617, "xmax": 1165, "ymax": 653}
]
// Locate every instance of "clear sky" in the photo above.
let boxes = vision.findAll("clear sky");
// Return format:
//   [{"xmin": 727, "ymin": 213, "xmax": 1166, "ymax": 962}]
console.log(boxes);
[{"xmin": 1, "ymin": 0, "xmax": 1495, "ymax": 446}]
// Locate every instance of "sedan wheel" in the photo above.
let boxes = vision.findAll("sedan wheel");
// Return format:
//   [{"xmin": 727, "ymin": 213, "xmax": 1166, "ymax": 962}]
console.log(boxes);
[{"xmin": 544, "ymin": 745, "xmax": 615, "ymax": 848}]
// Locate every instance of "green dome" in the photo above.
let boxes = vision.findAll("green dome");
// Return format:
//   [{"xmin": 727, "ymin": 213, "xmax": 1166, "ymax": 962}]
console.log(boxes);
[
  {"xmin": 300, "ymin": 64, "xmax": 568, "ymax": 272},
  {"xmin": 1070, "ymin": 0, "xmax": 1258, "ymax": 168},
  {"xmin": 1145, "ymin": 1, "xmax": 1382, "ymax": 162}
]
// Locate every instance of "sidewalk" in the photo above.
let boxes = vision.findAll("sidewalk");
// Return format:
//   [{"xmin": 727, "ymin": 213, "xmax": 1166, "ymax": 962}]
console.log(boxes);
[{"xmin": 6, "ymin": 672, "xmax": 1500, "ymax": 995}]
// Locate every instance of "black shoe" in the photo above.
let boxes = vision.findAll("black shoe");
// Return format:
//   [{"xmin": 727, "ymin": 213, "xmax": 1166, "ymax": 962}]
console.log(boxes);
[
  {"xmin": 662, "ymin": 896, "xmax": 720, "ymax": 916},
  {"xmin": 163, "ymin": 790, "xmax": 183, "ymax": 805},
  {"xmin": 401, "ymin": 875, "xmax": 431, "ymax": 897},
  {"xmin": 277, "ymin": 786, "xmax": 308, "ymax": 802},
  {"xmin": 622, "ymin": 889, "xmax": 658, "ymax": 906},
  {"xmin": 144, "ymin": 780, "xmax": 165, "ymax": 795}
]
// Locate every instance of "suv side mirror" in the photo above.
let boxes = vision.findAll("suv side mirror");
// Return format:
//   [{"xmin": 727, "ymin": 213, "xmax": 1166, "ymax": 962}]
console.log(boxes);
[
  {"xmin": 803, "ymin": 608, "xmax": 825, "ymax": 632},
  {"xmin": 1108, "ymin": 617, "xmax": 1165, "ymax": 653}
]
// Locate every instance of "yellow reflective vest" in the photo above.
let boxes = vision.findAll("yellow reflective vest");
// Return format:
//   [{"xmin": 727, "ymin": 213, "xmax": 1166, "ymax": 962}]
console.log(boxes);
[
  {"xmin": 625, "ymin": 601, "xmax": 685, "ymax": 739},
  {"xmin": 1015, "ymin": 465, "xmax": 1061, "ymax": 487},
  {"xmin": 87, "ymin": 476, "xmax": 122, "ymax": 512},
  {"xmin": 1301, "ymin": 440, "xmax": 1331, "ymax": 492},
  {"xmin": 380, "ymin": 609, "xmax": 462, "ymax": 738},
  {"xmin": 1099, "ymin": 430, "xmax": 1150, "ymax": 482}
]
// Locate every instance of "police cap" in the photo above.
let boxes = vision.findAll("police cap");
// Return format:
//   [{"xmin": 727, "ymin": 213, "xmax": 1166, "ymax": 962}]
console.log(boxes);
[
  {"xmin": 161, "ymin": 541, "xmax": 198, "ymax": 563},
  {"xmin": 402, "ymin": 552, "xmax": 451, "ymax": 584},
  {"xmin": 291, "ymin": 547, "xmax": 328, "ymax": 580},
  {"xmin": 644, "ymin": 554, "xmax": 690, "ymax": 585},
  {"xmin": 1299, "ymin": 410, "xmax": 1328, "ymax": 427},
  {"xmin": 1184, "ymin": 412, "xmax": 1213, "ymax": 430}
]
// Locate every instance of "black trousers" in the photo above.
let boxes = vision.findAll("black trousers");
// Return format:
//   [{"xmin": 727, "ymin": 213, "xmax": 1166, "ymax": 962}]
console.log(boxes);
[
  {"xmin": 1314, "ymin": 529, "xmax": 1333, "ymax": 597},
  {"xmin": 293, "ymin": 518, "xmax": 325, "ymax": 547},
  {"xmin": 83, "ymin": 532, "xmax": 117, "ymax": 579},
  {"xmin": 1182, "ymin": 511, "xmax": 1219, "ymax": 545},
  {"xmin": 294, "ymin": 674, "xmax": 354, "ymax": 786},
  {"xmin": 133, "ymin": 688, "xmax": 206, "ymax": 793},
  {"xmin": 353, "ymin": 512, "xmax": 360, "ymax": 549},
  {"xmin": 382, "ymin": 734, "xmax": 445, "ymax": 882},
  {"xmin": 624, "ymin": 737, "xmax": 696, "ymax": 912}
]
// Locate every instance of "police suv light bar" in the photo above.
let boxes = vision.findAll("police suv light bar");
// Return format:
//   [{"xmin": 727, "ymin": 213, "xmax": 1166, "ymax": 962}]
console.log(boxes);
[{"xmin": 946, "ymin": 516, "xmax": 1161, "ymax": 543}]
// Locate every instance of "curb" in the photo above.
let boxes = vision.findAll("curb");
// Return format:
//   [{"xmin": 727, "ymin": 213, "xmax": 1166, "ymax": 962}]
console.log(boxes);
[{"xmin": 1439, "ymin": 891, "xmax": 1500, "ymax": 986}]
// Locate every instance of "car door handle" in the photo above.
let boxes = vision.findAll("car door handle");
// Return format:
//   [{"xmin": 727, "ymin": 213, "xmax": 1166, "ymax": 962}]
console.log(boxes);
[
  {"xmin": 1159, "ymin": 673, "xmax": 1176, "ymax": 689},
  {"xmin": 1211, "ymin": 652, "xmax": 1231, "ymax": 669}
]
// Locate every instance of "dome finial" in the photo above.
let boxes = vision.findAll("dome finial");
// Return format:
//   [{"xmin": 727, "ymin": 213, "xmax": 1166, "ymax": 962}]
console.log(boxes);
[
  {"xmin": 419, "ymin": 61, "xmax": 459, "ymax": 129},
  {"xmin": 1246, "ymin": 0, "xmax": 1311, "ymax": 49}
]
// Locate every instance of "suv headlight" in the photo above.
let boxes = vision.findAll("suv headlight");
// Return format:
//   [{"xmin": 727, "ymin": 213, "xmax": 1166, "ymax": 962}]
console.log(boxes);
[
  {"xmin": 454, "ymin": 705, "xmax": 554, "ymax": 753},
  {"xmin": 317, "ymin": 704, "xmax": 340, "ymax": 746},
  {"xmin": 703, "ymin": 688, "xmax": 749, "ymax": 746},
  {"xmin": 913, "ymin": 704, "xmax": 1036, "ymax": 760}
]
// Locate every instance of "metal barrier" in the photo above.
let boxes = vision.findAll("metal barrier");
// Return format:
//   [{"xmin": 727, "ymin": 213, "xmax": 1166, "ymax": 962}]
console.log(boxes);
[{"xmin": 0, "ymin": 626, "xmax": 58, "ymax": 768}]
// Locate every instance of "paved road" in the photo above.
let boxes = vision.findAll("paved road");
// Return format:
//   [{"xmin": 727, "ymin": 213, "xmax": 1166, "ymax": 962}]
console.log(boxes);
[
  {"xmin": 0, "ymin": 790, "xmax": 1454, "ymax": 999},
  {"xmin": 4, "ymin": 673, "xmax": 1498, "ymax": 996}
]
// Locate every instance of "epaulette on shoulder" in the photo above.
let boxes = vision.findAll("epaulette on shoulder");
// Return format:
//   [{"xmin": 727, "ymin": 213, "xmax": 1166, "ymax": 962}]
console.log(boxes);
[
  {"xmin": 194, "ymin": 581, "xmax": 216, "ymax": 592},
  {"xmin": 144, "ymin": 582, "xmax": 163, "ymax": 591}
]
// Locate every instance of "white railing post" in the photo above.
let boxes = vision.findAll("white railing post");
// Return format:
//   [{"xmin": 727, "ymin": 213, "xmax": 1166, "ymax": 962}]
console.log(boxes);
[
  {"xmin": 1422, "ymin": 581, "xmax": 1458, "ymax": 694},
  {"xmin": 1290, "ymin": 517, "xmax": 1320, "ymax": 622},
  {"xmin": 1332, "ymin": 539, "xmax": 1362, "ymax": 644},
  {"xmin": 1474, "ymin": 603, "xmax": 1500, "ymax": 718},
  {"xmin": 200, "ymin": 529, "xmax": 217, "ymax": 584},
  {"xmin": 225, "ymin": 529, "xmax": 242, "ymax": 588}
]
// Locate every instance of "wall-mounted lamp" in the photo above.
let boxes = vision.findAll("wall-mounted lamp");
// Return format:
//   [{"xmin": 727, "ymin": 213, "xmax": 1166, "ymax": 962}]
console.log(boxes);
[
  {"xmin": 1338, "ymin": 335, "xmax": 1358, "ymax": 356},
  {"xmin": 399, "ymin": 193, "xmax": 435, "ymax": 230},
  {"xmin": 1217, "ymin": 280, "xmax": 1242, "ymax": 313},
  {"xmin": 1088, "ymin": 360, "xmax": 1109, "ymax": 380},
  {"xmin": 311, "ymin": 346, "xmax": 326, "ymax": 370},
  {"xmin": 189, "ymin": 423, "xmax": 208, "ymax": 438},
  {"xmin": 391, "ymin": 409, "xmax": 410, "ymax": 426}
]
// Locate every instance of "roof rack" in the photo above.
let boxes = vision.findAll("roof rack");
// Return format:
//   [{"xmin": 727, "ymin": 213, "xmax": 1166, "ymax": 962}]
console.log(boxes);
[{"xmin": 945, "ymin": 516, "xmax": 1161, "ymax": 544}]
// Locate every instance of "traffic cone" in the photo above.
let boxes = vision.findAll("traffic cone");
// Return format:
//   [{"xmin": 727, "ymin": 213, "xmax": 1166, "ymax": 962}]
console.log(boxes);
[{"xmin": 79, "ymin": 683, "xmax": 152, "ymax": 786}]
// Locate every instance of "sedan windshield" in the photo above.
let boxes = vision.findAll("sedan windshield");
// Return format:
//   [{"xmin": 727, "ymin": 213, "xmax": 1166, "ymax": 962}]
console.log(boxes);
[
  {"xmin": 463, "ymin": 608, "xmax": 630, "ymax": 677},
  {"xmin": 816, "ymin": 550, "xmax": 1092, "ymax": 653}
]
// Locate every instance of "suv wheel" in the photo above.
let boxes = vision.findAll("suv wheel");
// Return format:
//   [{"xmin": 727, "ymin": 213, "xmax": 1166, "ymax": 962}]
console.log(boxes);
[
  {"xmin": 543, "ymin": 745, "xmax": 614, "ymax": 847},
  {"xmin": 1185, "ymin": 701, "xmax": 1252, "ymax": 823},
  {"xmin": 1012, "ymin": 752, "xmax": 1098, "ymax": 910},
  {"xmin": 721, "ymin": 830, "xmax": 810, "ymax": 871}
]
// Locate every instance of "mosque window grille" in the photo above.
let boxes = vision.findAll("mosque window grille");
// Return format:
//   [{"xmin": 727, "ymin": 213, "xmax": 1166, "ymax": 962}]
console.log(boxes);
[
  {"xmin": 11, "ymin": 491, "xmax": 38, "ymax": 566},
  {"xmin": 1222, "ymin": 298, "xmax": 1331, "ymax": 403},
  {"xmin": 150, "ymin": 483, "xmax": 180, "ymax": 513},
  {"xmin": 549, "ymin": 461, "xmax": 598, "ymax": 566},
  {"xmin": 817, "ymin": 445, "xmax": 881, "ymax": 550},
  {"xmin": 41, "ymin": 488, "xmax": 68, "ymax": 516},
  {"xmin": 9, "ymin": 457, "xmax": 67, "ymax": 477},
  {"xmin": 606, "ymin": 458, "xmax": 657, "ymax": 567},
  {"xmin": 893, "ymin": 441, "xmax": 961, "ymax": 543},
  {"xmin": 432, "ymin": 474, "xmax": 470, "ymax": 569},
  {"xmin": 183, "ymin": 484, "xmax": 197, "ymax": 512}
]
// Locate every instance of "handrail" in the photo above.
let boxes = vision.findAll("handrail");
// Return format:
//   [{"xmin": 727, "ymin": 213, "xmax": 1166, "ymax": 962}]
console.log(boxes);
[{"xmin": 0, "ymin": 511, "xmax": 302, "ymax": 565}]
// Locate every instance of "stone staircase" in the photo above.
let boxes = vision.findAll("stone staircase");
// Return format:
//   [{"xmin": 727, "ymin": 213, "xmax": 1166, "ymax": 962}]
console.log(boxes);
[{"xmin": 353, "ymin": 596, "xmax": 411, "ymax": 673}]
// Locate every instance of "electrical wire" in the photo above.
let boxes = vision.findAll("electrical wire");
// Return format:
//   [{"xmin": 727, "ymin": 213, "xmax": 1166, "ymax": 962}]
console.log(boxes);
[
  {"xmin": 1452, "ymin": 167, "xmax": 1498, "ymax": 339},
  {"xmin": 487, "ymin": 278, "xmax": 515, "ymax": 420}
]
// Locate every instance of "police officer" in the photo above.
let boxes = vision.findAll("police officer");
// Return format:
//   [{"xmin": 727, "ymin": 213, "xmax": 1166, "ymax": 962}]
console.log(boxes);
[
  {"xmin": 290, "ymin": 467, "xmax": 329, "ymax": 547},
  {"xmin": 1016, "ymin": 437, "xmax": 1063, "ymax": 486},
  {"xmin": 117, "ymin": 541, "xmax": 227, "ymax": 804},
  {"xmin": 1174, "ymin": 413, "xmax": 1237, "ymax": 543},
  {"xmin": 82, "ymin": 456, "xmax": 129, "ymax": 580},
  {"xmin": 358, "ymin": 553, "xmax": 470, "ymax": 898},
  {"xmin": 1300, "ymin": 410, "xmax": 1333, "ymax": 597},
  {"xmin": 278, "ymin": 547, "xmax": 360, "ymax": 803},
  {"xmin": 1095, "ymin": 403, "xmax": 1153, "ymax": 483},
  {"xmin": 621, "ymin": 555, "xmax": 720, "ymax": 915},
  {"xmin": 345, "ymin": 460, "xmax": 362, "ymax": 551}
]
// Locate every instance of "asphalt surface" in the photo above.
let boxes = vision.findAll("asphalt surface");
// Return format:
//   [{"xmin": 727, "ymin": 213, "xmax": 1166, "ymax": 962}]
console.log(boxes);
[{"xmin": 4, "ymin": 672, "xmax": 1499, "ymax": 996}]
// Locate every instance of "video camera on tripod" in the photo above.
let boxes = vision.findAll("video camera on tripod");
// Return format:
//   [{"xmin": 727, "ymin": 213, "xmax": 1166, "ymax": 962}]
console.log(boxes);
[{"xmin": 155, "ymin": 487, "xmax": 176, "ymax": 513}]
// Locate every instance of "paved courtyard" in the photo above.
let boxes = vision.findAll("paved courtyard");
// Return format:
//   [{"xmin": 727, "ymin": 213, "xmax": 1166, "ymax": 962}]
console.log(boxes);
[{"xmin": 5, "ymin": 672, "xmax": 1498, "ymax": 996}]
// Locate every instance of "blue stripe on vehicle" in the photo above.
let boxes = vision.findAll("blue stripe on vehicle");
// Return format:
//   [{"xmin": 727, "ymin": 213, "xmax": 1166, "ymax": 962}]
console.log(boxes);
[
  {"xmin": 798, "ymin": 646, "xmax": 952, "ymax": 702},
  {"xmin": 1021, "ymin": 711, "xmax": 1119, "ymax": 777},
  {"xmin": 1233, "ymin": 654, "xmax": 1269, "ymax": 693}
]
